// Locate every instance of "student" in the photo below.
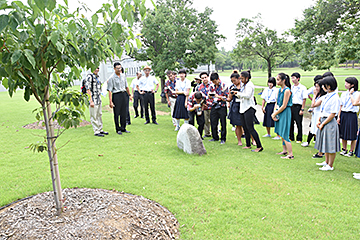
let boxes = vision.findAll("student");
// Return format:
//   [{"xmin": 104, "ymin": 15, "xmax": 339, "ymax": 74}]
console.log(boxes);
[
  {"xmin": 173, "ymin": 69, "xmax": 191, "ymax": 131},
  {"xmin": 188, "ymin": 91, "xmax": 206, "ymax": 138},
  {"xmin": 208, "ymin": 72, "xmax": 229, "ymax": 144},
  {"xmin": 227, "ymin": 70, "xmax": 243, "ymax": 146},
  {"xmin": 198, "ymin": 72, "xmax": 212, "ymax": 137},
  {"xmin": 314, "ymin": 76, "xmax": 340, "ymax": 171},
  {"xmin": 301, "ymin": 75, "xmax": 324, "ymax": 147},
  {"xmin": 236, "ymin": 70, "xmax": 263, "ymax": 152},
  {"xmin": 272, "ymin": 73, "xmax": 293, "ymax": 159},
  {"xmin": 290, "ymin": 72, "xmax": 307, "ymax": 143},
  {"xmin": 338, "ymin": 77, "xmax": 359, "ymax": 157},
  {"xmin": 261, "ymin": 77, "xmax": 279, "ymax": 138},
  {"xmin": 164, "ymin": 70, "xmax": 177, "ymax": 126},
  {"xmin": 309, "ymin": 81, "xmax": 326, "ymax": 159}
]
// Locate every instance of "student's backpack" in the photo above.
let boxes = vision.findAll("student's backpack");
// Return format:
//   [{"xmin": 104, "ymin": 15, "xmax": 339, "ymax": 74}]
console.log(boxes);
[{"xmin": 81, "ymin": 74, "xmax": 94, "ymax": 94}]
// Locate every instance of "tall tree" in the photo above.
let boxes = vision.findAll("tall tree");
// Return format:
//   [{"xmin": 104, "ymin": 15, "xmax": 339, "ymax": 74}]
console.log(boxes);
[
  {"xmin": 0, "ymin": 0, "xmax": 146, "ymax": 215},
  {"xmin": 133, "ymin": 0, "xmax": 223, "ymax": 102},
  {"xmin": 233, "ymin": 15, "xmax": 293, "ymax": 78},
  {"xmin": 291, "ymin": 0, "xmax": 360, "ymax": 70}
]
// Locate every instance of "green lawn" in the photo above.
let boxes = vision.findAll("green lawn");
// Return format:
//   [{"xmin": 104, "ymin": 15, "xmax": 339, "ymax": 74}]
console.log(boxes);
[{"xmin": 1, "ymin": 88, "xmax": 360, "ymax": 239}]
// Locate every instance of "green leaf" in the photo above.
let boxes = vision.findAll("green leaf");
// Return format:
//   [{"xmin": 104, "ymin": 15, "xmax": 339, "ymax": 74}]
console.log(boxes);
[
  {"xmin": 35, "ymin": 24, "xmax": 44, "ymax": 40},
  {"xmin": 11, "ymin": 50, "xmax": 22, "ymax": 64},
  {"xmin": 139, "ymin": 3, "xmax": 146, "ymax": 19},
  {"xmin": 91, "ymin": 14, "xmax": 98, "ymax": 26},
  {"xmin": 2, "ymin": 78, "xmax": 8, "ymax": 89},
  {"xmin": 68, "ymin": 22, "xmax": 77, "ymax": 33},
  {"xmin": 50, "ymin": 30, "xmax": 60, "ymax": 45},
  {"xmin": 136, "ymin": 38, "xmax": 142, "ymax": 49},
  {"xmin": 115, "ymin": 44, "xmax": 122, "ymax": 56},
  {"xmin": 46, "ymin": 0, "xmax": 56, "ymax": 11},
  {"xmin": 24, "ymin": 86, "xmax": 31, "ymax": 101},
  {"xmin": 64, "ymin": 0, "xmax": 68, "ymax": 6},
  {"xmin": 111, "ymin": 23, "xmax": 123, "ymax": 39},
  {"xmin": 0, "ymin": 15, "xmax": 9, "ymax": 33},
  {"xmin": 9, "ymin": 15, "xmax": 19, "ymax": 32},
  {"xmin": 125, "ymin": 42, "xmax": 130, "ymax": 54},
  {"xmin": 57, "ymin": 60, "xmax": 65, "ymax": 72},
  {"xmin": 56, "ymin": 42, "xmax": 65, "ymax": 53},
  {"xmin": 112, "ymin": 0, "xmax": 118, "ymax": 9},
  {"xmin": 24, "ymin": 49, "xmax": 36, "ymax": 69},
  {"xmin": 34, "ymin": 0, "xmax": 46, "ymax": 11}
]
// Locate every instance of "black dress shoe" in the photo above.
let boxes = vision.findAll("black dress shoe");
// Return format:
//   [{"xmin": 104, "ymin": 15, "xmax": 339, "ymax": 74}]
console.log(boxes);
[
  {"xmin": 134, "ymin": 115, "xmax": 139, "ymax": 118},
  {"xmin": 94, "ymin": 133, "xmax": 104, "ymax": 137},
  {"xmin": 220, "ymin": 140, "xmax": 226, "ymax": 144},
  {"xmin": 209, "ymin": 139, "xmax": 219, "ymax": 142},
  {"xmin": 117, "ymin": 131, "xmax": 122, "ymax": 135},
  {"xmin": 100, "ymin": 131, "xmax": 108, "ymax": 135},
  {"xmin": 141, "ymin": 116, "xmax": 144, "ymax": 119},
  {"xmin": 144, "ymin": 121, "xmax": 150, "ymax": 124},
  {"xmin": 126, "ymin": 122, "xmax": 131, "ymax": 125},
  {"xmin": 123, "ymin": 130, "xmax": 131, "ymax": 133},
  {"xmin": 153, "ymin": 121, "xmax": 158, "ymax": 125}
]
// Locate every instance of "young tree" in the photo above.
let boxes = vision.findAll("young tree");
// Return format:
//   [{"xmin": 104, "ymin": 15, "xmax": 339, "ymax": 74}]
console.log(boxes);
[
  {"xmin": 233, "ymin": 15, "xmax": 293, "ymax": 78},
  {"xmin": 0, "ymin": 0, "xmax": 146, "ymax": 215}
]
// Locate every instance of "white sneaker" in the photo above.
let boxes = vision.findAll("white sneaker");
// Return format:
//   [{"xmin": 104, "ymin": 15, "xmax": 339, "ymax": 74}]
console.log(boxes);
[
  {"xmin": 353, "ymin": 175, "xmax": 360, "ymax": 180},
  {"xmin": 353, "ymin": 172, "xmax": 360, "ymax": 176},
  {"xmin": 319, "ymin": 165, "xmax": 334, "ymax": 171},
  {"xmin": 272, "ymin": 136, "xmax": 281, "ymax": 140},
  {"xmin": 316, "ymin": 161, "xmax": 327, "ymax": 166},
  {"xmin": 174, "ymin": 126, "xmax": 180, "ymax": 131},
  {"xmin": 263, "ymin": 134, "xmax": 271, "ymax": 137},
  {"xmin": 231, "ymin": 126, "xmax": 236, "ymax": 131},
  {"xmin": 301, "ymin": 142, "xmax": 309, "ymax": 147}
]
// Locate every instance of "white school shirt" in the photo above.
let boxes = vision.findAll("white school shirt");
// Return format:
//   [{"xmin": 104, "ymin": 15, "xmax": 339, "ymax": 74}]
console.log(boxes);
[
  {"xmin": 307, "ymin": 86, "xmax": 314, "ymax": 96},
  {"xmin": 236, "ymin": 81, "xmax": 256, "ymax": 113},
  {"xmin": 340, "ymin": 90, "xmax": 359, "ymax": 112},
  {"xmin": 313, "ymin": 95, "xmax": 325, "ymax": 115},
  {"xmin": 291, "ymin": 83, "xmax": 307, "ymax": 104},
  {"xmin": 320, "ymin": 92, "xmax": 340, "ymax": 118},
  {"xmin": 261, "ymin": 87, "xmax": 278, "ymax": 103},
  {"xmin": 131, "ymin": 78, "xmax": 141, "ymax": 91},
  {"xmin": 175, "ymin": 79, "xmax": 191, "ymax": 92},
  {"xmin": 138, "ymin": 75, "xmax": 159, "ymax": 91}
]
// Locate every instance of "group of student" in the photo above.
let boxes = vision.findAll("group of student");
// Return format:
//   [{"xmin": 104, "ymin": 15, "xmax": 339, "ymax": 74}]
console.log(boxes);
[{"xmin": 163, "ymin": 69, "xmax": 360, "ymax": 176}]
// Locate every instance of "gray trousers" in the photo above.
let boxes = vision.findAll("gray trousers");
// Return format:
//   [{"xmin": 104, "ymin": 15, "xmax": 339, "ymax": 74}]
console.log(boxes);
[
  {"xmin": 203, "ymin": 109, "xmax": 211, "ymax": 136},
  {"xmin": 89, "ymin": 103, "xmax": 103, "ymax": 134},
  {"xmin": 169, "ymin": 97, "xmax": 177, "ymax": 126}
]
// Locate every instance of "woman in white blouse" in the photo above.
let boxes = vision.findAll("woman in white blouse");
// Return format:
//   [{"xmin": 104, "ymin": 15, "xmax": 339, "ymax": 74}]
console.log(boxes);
[{"xmin": 172, "ymin": 69, "xmax": 191, "ymax": 131}]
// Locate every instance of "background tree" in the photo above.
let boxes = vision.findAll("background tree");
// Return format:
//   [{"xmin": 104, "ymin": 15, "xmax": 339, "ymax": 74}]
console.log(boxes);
[
  {"xmin": 233, "ymin": 15, "xmax": 293, "ymax": 78},
  {"xmin": 292, "ymin": 0, "xmax": 360, "ymax": 70},
  {"xmin": 133, "ymin": 0, "xmax": 223, "ymax": 102},
  {"xmin": 0, "ymin": 0, "xmax": 146, "ymax": 215}
]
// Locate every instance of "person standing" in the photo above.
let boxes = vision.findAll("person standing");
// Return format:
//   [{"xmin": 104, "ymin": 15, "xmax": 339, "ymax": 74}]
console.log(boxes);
[
  {"xmin": 86, "ymin": 67, "xmax": 108, "ymax": 137},
  {"xmin": 261, "ymin": 77, "xmax": 278, "ymax": 138},
  {"xmin": 272, "ymin": 73, "xmax": 294, "ymax": 159},
  {"xmin": 198, "ymin": 72, "xmax": 212, "ymax": 138},
  {"xmin": 120, "ymin": 66, "xmax": 131, "ymax": 125},
  {"xmin": 236, "ymin": 70, "xmax": 263, "ymax": 152},
  {"xmin": 137, "ymin": 66, "xmax": 159, "ymax": 125},
  {"xmin": 164, "ymin": 70, "xmax": 177, "ymax": 126},
  {"xmin": 314, "ymin": 76, "xmax": 340, "ymax": 171},
  {"xmin": 227, "ymin": 70, "xmax": 243, "ymax": 146},
  {"xmin": 173, "ymin": 69, "xmax": 191, "ymax": 130},
  {"xmin": 208, "ymin": 72, "xmax": 228, "ymax": 144},
  {"xmin": 290, "ymin": 72, "xmax": 307, "ymax": 143},
  {"xmin": 131, "ymin": 71, "xmax": 144, "ymax": 118},
  {"xmin": 107, "ymin": 62, "xmax": 132, "ymax": 135}
]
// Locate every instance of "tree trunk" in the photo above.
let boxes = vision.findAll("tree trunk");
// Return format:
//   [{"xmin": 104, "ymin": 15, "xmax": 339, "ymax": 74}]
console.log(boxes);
[
  {"xmin": 267, "ymin": 60, "xmax": 272, "ymax": 78},
  {"xmin": 353, "ymin": 60, "xmax": 355, "ymax": 68},
  {"xmin": 160, "ymin": 77, "xmax": 166, "ymax": 103},
  {"xmin": 207, "ymin": 64, "xmax": 210, "ymax": 74}
]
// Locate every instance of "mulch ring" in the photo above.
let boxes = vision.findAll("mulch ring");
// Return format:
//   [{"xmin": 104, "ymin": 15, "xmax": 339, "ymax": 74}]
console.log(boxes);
[
  {"xmin": 22, "ymin": 120, "xmax": 91, "ymax": 130},
  {"xmin": 0, "ymin": 188, "xmax": 179, "ymax": 239}
]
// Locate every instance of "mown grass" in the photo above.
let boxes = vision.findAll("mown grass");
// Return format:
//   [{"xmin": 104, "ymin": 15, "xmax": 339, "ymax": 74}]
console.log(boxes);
[{"xmin": 1, "ymin": 86, "xmax": 360, "ymax": 239}]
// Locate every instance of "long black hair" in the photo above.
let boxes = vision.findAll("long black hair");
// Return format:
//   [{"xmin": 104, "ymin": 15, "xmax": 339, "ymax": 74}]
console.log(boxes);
[
  {"xmin": 345, "ymin": 77, "xmax": 358, "ymax": 91},
  {"xmin": 278, "ymin": 73, "xmax": 291, "ymax": 88},
  {"xmin": 240, "ymin": 70, "xmax": 251, "ymax": 82},
  {"xmin": 315, "ymin": 81, "xmax": 327, "ymax": 99}
]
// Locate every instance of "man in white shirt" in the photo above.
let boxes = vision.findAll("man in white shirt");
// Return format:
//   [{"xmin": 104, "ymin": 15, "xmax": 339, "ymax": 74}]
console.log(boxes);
[
  {"xmin": 290, "ymin": 72, "xmax": 307, "ymax": 143},
  {"xmin": 131, "ymin": 71, "xmax": 144, "ymax": 118},
  {"xmin": 136, "ymin": 66, "xmax": 159, "ymax": 124}
]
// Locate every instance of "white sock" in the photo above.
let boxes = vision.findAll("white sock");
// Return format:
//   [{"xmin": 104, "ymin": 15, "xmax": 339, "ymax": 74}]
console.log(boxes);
[
  {"xmin": 184, "ymin": 119, "xmax": 189, "ymax": 124},
  {"xmin": 176, "ymin": 119, "xmax": 180, "ymax": 127}
]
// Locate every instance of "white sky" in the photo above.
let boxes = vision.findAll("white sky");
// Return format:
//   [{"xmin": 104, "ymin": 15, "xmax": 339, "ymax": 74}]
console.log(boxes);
[{"xmin": 70, "ymin": 0, "xmax": 316, "ymax": 51}]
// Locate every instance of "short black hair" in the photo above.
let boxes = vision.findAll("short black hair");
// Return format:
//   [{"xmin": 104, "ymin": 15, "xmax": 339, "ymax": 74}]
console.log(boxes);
[
  {"xmin": 210, "ymin": 72, "xmax": 219, "ymax": 81},
  {"xmin": 199, "ymin": 72, "xmax": 208, "ymax": 78},
  {"xmin": 268, "ymin": 77, "xmax": 276, "ymax": 86},
  {"xmin": 322, "ymin": 71, "xmax": 334, "ymax": 78},
  {"xmin": 345, "ymin": 77, "xmax": 358, "ymax": 91},
  {"xmin": 314, "ymin": 75, "xmax": 322, "ymax": 83},
  {"xmin": 291, "ymin": 72, "xmax": 301, "ymax": 79},
  {"xmin": 166, "ymin": 70, "xmax": 173, "ymax": 76},
  {"xmin": 179, "ymin": 69, "xmax": 187, "ymax": 76},
  {"xmin": 114, "ymin": 62, "xmax": 121, "ymax": 68},
  {"xmin": 230, "ymin": 69, "xmax": 240, "ymax": 79},
  {"xmin": 240, "ymin": 70, "xmax": 251, "ymax": 80},
  {"xmin": 320, "ymin": 76, "xmax": 337, "ymax": 91},
  {"xmin": 194, "ymin": 91, "xmax": 203, "ymax": 99}
]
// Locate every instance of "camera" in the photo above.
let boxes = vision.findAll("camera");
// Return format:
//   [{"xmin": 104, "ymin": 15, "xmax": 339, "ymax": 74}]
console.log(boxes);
[{"xmin": 230, "ymin": 87, "xmax": 239, "ymax": 95}]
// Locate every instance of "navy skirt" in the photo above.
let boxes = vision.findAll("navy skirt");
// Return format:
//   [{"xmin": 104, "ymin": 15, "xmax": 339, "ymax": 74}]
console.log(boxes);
[
  {"xmin": 228, "ymin": 101, "xmax": 242, "ymax": 126},
  {"xmin": 354, "ymin": 129, "xmax": 360, "ymax": 157},
  {"xmin": 339, "ymin": 111, "xmax": 358, "ymax": 140},
  {"xmin": 263, "ymin": 102, "xmax": 275, "ymax": 127},
  {"xmin": 173, "ymin": 94, "xmax": 189, "ymax": 119}
]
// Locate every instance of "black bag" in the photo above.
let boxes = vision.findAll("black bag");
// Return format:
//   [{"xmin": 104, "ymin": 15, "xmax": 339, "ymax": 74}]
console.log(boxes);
[{"xmin": 81, "ymin": 74, "xmax": 93, "ymax": 94}]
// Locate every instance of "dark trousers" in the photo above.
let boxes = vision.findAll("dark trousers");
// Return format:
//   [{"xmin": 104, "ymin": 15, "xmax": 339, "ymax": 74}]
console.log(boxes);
[
  {"xmin": 126, "ymin": 94, "xmax": 131, "ymax": 124},
  {"xmin": 112, "ymin": 92, "xmax": 127, "ymax": 132},
  {"xmin": 143, "ymin": 92, "xmax": 156, "ymax": 122},
  {"xmin": 239, "ymin": 107, "xmax": 262, "ymax": 148},
  {"xmin": 133, "ymin": 91, "xmax": 144, "ymax": 117},
  {"xmin": 210, "ymin": 106, "xmax": 227, "ymax": 141},
  {"xmin": 290, "ymin": 104, "xmax": 303, "ymax": 141},
  {"xmin": 189, "ymin": 111, "xmax": 205, "ymax": 137}
]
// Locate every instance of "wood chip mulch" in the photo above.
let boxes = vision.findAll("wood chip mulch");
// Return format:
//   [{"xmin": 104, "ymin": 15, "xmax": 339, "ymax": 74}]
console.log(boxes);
[
  {"xmin": 22, "ymin": 120, "xmax": 91, "ymax": 130},
  {"xmin": 0, "ymin": 188, "xmax": 180, "ymax": 239}
]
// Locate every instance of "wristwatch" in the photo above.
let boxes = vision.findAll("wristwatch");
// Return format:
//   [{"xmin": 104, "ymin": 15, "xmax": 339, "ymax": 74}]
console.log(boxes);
[{"xmin": 301, "ymin": 109, "xmax": 304, "ymax": 111}]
